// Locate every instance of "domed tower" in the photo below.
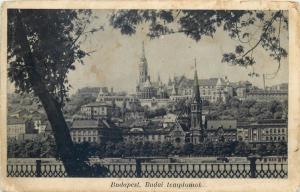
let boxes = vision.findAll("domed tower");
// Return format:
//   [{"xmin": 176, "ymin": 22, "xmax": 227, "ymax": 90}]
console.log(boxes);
[{"xmin": 190, "ymin": 59, "xmax": 204, "ymax": 144}]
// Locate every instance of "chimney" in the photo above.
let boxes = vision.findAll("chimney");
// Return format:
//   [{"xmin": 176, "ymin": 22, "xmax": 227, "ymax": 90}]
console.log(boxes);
[{"xmin": 111, "ymin": 87, "xmax": 114, "ymax": 94}]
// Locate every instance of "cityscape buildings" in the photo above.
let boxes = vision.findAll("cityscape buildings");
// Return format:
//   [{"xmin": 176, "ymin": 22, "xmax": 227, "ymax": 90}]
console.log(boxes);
[{"xmin": 7, "ymin": 43, "xmax": 288, "ymax": 148}]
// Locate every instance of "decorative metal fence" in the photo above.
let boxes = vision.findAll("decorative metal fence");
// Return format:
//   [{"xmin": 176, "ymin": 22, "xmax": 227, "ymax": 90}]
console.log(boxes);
[{"xmin": 7, "ymin": 159, "xmax": 288, "ymax": 178}]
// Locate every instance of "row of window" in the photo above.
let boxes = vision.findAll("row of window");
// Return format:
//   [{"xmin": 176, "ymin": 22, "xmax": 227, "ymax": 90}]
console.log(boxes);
[
  {"xmin": 82, "ymin": 107, "xmax": 106, "ymax": 111},
  {"xmin": 207, "ymin": 133, "xmax": 236, "ymax": 137},
  {"xmin": 265, "ymin": 136, "xmax": 286, "ymax": 141},
  {"xmin": 240, "ymin": 128, "xmax": 287, "ymax": 134},
  {"xmin": 72, "ymin": 136, "xmax": 98, "ymax": 143},
  {"xmin": 8, "ymin": 128, "xmax": 25, "ymax": 133},
  {"xmin": 264, "ymin": 128, "xmax": 286, "ymax": 134},
  {"xmin": 243, "ymin": 136, "xmax": 286, "ymax": 141},
  {"xmin": 124, "ymin": 135, "xmax": 166, "ymax": 141},
  {"xmin": 71, "ymin": 130, "xmax": 98, "ymax": 136}
]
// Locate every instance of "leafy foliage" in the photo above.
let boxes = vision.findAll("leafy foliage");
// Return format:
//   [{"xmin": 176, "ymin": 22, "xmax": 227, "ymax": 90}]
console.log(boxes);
[
  {"xmin": 206, "ymin": 98, "xmax": 288, "ymax": 121},
  {"xmin": 110, "ymin": 10, "xmax": 288, "ymax": 74},
  {"xmin": 8, "ymin": 139, "xmax": 287, "ymax": 158},
  {"xmin": 8, "ymin": 9, "xmax": 98, "ymax": 107}
]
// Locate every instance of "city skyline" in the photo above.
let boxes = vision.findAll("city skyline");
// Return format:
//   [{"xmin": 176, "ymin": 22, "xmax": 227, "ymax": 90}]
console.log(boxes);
[{"xmin": 7, "ymin": 10, "xmax": 289, "ymax": 95}]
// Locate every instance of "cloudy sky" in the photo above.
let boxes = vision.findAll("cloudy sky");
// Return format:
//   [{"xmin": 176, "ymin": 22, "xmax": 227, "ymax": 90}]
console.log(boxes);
[{"xmin": 8, "ymin": 10, "xmax": 289, "ymax": 94}]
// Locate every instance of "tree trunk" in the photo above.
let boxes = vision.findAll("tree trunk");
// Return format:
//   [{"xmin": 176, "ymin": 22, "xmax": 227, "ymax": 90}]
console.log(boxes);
[{"xmin": 14, "ymin": 10, "xmax": 92, "ymax": 177}]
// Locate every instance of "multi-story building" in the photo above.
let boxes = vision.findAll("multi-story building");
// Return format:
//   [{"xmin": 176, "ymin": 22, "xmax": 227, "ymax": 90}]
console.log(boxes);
[
  {"xmin": 123, "ymin": 120, "xmax": 188, "ymax": 147},
  {"xmin": 30, "ymin": 112, "xmax": 47, "ymax": 133},
  {"xmin": 77, "ymin": 87, "xmax": 106, "ymax": 98},
  {"xmin": 81, "ymin": 102, "xmax": 113, "ymax": 119},
  {"xmin": 173, "ymin": 76, "xmax": 233, "ymax": 103},
  {"xmin": 96, "ymin": 88, "xmax": 140, "ymax": 109},
  {"xmin": 123, "ymin": 127, "xmax": 169, "ymax": 144},
  {"xmin": 7, "ymin": 118, "xmax": 35, "ymax": 139},
  {"xmin": 246, "ymin": 90, "xmax": 288, "ymax": 102},
  {"xmin": 206, "ymin": 120, "xmax": 237, "ymax": 142},
  {"xmin": 237, "ymin": 119, "xmax": 287, "ymax": 143},
  {"xmin": 266, "ymin": 83, "xmax": 288, "ymax": 91},
  {"xmin": 135, "ymin": 43, "xmax": 170, "ymax": 109},
  {"xmin": 70, "ymin": 118, "xmax": 122, "ymax": 144}
]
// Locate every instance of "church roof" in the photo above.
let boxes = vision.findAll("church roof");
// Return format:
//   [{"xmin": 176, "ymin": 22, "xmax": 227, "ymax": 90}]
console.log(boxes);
[
  {"xmin": 143, "ymin": 77, "xmax": 152, "ymax": 88},
  {"xmin": 216, "ymin": 78, "xmax": 225, "ymax": 86},
  {"xmin": 175, "ymin": 77, "xmax": 226, "ymax": 88}
]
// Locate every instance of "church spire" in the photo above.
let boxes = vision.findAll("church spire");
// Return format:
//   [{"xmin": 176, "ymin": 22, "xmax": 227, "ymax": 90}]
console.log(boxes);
[
  {"xmin": 139, "ymin": 41, "xmax": 148, "ymax": 84},
  {"xmin": 142, "ymin": 41, "xmax": 146, "ymax": 59},
  {"xmin": 193, "ymin": 58, "xmax": 201, "ymax": 103}
]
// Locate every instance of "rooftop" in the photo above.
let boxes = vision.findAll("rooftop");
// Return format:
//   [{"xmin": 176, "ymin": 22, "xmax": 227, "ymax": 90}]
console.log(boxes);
[
  {"xmin": 83, "ymin": 102, "xmax": 112, "ymax": 107},
  {"xmin": 72, "ymin": 119, "xmax": 114, "ymax": 129}
]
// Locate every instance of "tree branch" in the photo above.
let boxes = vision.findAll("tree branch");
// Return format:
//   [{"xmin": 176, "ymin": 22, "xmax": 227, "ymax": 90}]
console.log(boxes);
[{"xmin": 240, "ymin": 11, "xmax": 279, "ymax": 58}]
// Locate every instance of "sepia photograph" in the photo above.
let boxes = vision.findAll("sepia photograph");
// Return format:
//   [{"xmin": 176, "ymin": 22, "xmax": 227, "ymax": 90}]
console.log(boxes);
[{"xmin": 5, "ymin": 8, "xmax": 290, "ymax": 179}]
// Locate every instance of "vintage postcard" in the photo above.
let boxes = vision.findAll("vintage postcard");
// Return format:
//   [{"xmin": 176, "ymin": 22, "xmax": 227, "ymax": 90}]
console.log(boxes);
[{"xmin": 0, "ymin": 0, "xmax": 300, "ymax": 192}]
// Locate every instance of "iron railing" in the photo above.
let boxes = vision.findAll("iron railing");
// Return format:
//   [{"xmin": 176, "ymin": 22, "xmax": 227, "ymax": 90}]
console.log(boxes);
[{"xmin": 7, "ymin": 159, "xmax": 287, "ymax": 178}]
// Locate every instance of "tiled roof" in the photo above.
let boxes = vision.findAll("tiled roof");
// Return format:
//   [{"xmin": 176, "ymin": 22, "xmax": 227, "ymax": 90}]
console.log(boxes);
[
  {"xmin": 176, "ymin": 77, "xmax": 226, "ymax": 88},
  {"xmin": 199, "ymin": 78, "xmax": 224, "ymax": 86},
  {"xmin": 248, "ymin": 90, "xmax": 287, "ymax": 95},
  {"xmin": 237, "ymin": 119, "xmax": 287, "ymax": 128},
  {"xmin": 207, "ymin": 120, "xmax": 237, "ymax": 130},
  {"xmin": 72, "ymin": 119, "xmax": 114, "ymax": 129},
  {"xmin": 84, "ymin": 102, "xmax": 112, "ymax": 107}
]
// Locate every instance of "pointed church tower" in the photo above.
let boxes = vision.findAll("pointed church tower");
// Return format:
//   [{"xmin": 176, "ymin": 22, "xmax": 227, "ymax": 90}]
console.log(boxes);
[
  {"xmin": 190, "ymin": 58, "xmax": 204, "ymax": 144},
  {"xmin": 139, "ymin": 41, "xmax": 148, "ymax": 84}
]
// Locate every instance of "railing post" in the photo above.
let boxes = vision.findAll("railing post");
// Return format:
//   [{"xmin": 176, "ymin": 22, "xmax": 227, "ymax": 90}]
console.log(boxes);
[
  {"xmin": 135, "ymin": 159, "xmax": 142, "ymax": 178},
  {"xmin": 36, "ymin": 160, "xmax": 42, "ymax": 177},
  {"xmin": 248, "ymin": 156, "xmax": 257, "ymax": 178}
]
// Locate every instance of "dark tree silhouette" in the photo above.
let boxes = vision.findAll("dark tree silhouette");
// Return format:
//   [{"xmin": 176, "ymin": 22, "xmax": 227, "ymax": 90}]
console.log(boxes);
[{"xmin": 7, "ymin": 9, "xmax": 103, "ymax": 176}]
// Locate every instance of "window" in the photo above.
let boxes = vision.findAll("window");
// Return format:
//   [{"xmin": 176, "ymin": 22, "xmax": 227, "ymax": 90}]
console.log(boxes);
[{"xmin": 88, "ymin": 137, "xmax": 91, "ymax": 142}]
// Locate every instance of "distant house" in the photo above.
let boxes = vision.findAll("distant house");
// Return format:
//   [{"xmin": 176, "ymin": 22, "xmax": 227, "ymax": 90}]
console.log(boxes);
[
  {"xmin": 162, "ymin": 113, "xmax": 177, "ymax": 128},
  {"xmin": 9, "ymin": 109, "xmax": 29, "ymax": 119},
  {"xmin": 124, "ymin": 110, "xmax": 145, "ymax": 121},
  {"xmin": 237, "ymin": 119, "xmax": 287, "ymax": 144},
  {"xmin": 123, "ymin": 120, "xmax": 189, "ymax": 147},
  {"xmin": 77, "ymin": 87, "xmax": 105, "ymax": 98},
  {"xmin": 29, "ymin": 111, "xmax": 47, "ymax": 133},
  {"xmin": 246, "ymin": 90, "xmax": 288, "ymax": 102},
  {"xmin": 80, "ymin": 102, "xmax": 113, "ymax": 119},
  {"xmin": 206, "ymin": 120, "xmax": 237, "ymax": 142},
  {"xmin": 166, "ymin": 121, "xmax": 188, "ymax": 147},
  {"xmin": 7, "ymin": 118, "xmax": 35, "ymax": 139},
  {"xmin": 70, "ymin": 118, "xmax": 122, "ymax": 144}
]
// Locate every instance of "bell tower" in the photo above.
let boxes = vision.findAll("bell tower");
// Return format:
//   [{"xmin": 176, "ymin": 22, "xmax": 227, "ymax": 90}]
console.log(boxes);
[
  {"xmin": 139, "ymin": 42, "xmax": 148, "ymax": 84},
  {"xmin": 190, "ymin": 58, "xmax": 203, "ymax": 144}
]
